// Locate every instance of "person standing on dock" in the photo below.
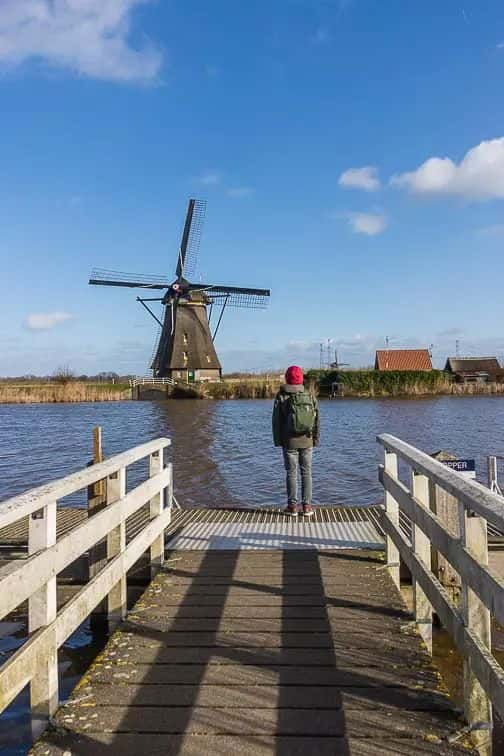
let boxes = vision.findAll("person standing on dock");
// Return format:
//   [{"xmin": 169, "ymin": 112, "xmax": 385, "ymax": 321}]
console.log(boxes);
[{"xmin": 272, "ymin": 365, "xmax": 320, "ymax": 516}]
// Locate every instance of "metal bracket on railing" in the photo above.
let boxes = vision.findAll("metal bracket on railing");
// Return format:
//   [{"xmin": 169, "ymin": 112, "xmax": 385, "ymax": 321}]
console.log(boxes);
[
  {"xmin": 448, "ymin": 721, "xmax": 492, "ymax": 744},
  {"xmin": 487, "ymin": 455, "xmax": 503, "ymax": 496}
]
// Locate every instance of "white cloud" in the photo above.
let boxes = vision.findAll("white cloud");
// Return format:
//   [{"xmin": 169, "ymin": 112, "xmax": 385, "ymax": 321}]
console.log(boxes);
[
  {"xmin": 26, "ymin": 311, "xmax": 73, "ymax": 330},
  {"xmin": 0, "ymin": 0, "xmax": 162, "ymax": 83},
  {"xmin": 197, "ymin": 172, "xmax": 221, "ymax": 185},
  {"xmin": 227, "ymin": 186, "xmax": 254, "ymax": 198},
  {"xmin": 339, "ymin": 166, "xmax": 380, "ymax": 192},
  {"xmin": 497, "ymin": 42, "xmax": 504, "ymax": 50},
  {"xmin": 345, "ymin": 212, "xmax": 388, "ymax": 236},
  {"xmin": 391, "ymin": 137, "xmax": 504, "ymax": 200}
]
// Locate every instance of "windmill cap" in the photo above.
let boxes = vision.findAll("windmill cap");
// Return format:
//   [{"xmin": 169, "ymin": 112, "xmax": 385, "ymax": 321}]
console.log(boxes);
[{"xmin": 285, "ymin": 365, "xmax": 304, "ymax": 385}]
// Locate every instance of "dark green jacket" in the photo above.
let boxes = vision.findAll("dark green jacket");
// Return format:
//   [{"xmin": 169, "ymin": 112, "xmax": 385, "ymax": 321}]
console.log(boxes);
[{"xmin": 272, "ymin": 384, "xmax": 320, "ymax": 449}]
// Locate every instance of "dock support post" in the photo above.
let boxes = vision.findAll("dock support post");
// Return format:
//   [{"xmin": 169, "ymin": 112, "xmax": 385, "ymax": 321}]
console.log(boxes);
[
  {"xmin": 384, "ymin": 450, "xmax": 400, "ymax": 589},
  {"xmin": 149, "ymin": 448, "xmax": 165, "ymax": 577},
  {"xmin": 107, "ymin": 467, "xmax": 126, "ymax": 624},
  {"xmin": 28, "ymin": 500, "xmax": 58, "ymax": 718},
  {"xmin": 411, "ymin": 471, "xmax": 433, "ymax": 654},
  {"xmin": 458, "ymin": 504, "xmax": 492, "ymax": 754},
  {"xmin": 88, "ymin": 427, "xmax": 107, "ymax": 622},
  {"xmin": 430, "ymin": 451, "xmax": 461, "ymax": 599}
]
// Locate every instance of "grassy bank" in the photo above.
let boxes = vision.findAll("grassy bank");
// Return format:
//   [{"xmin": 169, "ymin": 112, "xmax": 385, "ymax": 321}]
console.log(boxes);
[
  {"xmin": 173, "ymin": 379, "xmax": 279, "ymax": 400},
  {"xmin": 4, "ymin": 374, "xmax": 504, "ymax": 403},
  {"xmin": 159, "ymin": 372, "xmax": 504, "ymax": 400},
  {"xmin": 0, "ymin": 382, "xmax": 130, "ymax": 404},
  {"xmin": 305, "ymin": 369, "xmax": 504, "ymax": 398}
]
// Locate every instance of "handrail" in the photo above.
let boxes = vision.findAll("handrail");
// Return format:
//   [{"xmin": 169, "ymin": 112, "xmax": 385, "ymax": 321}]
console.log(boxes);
[
  {"xmin": 377, "ymin": 433, "xmax": 504, "ymax": 753},
  {"xmin": 379, "ymin": 433, "xmax": 504, "ymax": 533},
  {"xmin": 0, "ymin": 468, "xmax": 171, "ymax": 621},
  {"xmin": 0, "ymin": 437, "xmax": 171, "ymax": 529},
  {"xmin": 0, "ymin": 437, "xmax": 173, "ymax": 723},
  {"xmin": 130, "ymin": 377, "xmax": 176, "ymax": 387}
]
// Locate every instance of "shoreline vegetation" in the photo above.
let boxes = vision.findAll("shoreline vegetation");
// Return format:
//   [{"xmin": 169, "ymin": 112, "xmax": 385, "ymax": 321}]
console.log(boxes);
[
  {"xmin": 2, "ymin": 370, "xmax": 504, "ymax": 403},
  {"xmin": 306, "ymin": 368, "xmax": 504, "ymax": 398},
  {"xmin": 0, "ymin": 382, "xmax": 130, "ymax": 404},
  {"xmin": 180, "ymin": 369, "xmax": 504, "ymax": 400}
]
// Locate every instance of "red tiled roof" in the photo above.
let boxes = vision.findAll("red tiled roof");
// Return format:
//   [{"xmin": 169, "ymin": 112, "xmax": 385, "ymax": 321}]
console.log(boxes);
[{"xmin": 375, "ymin": 349, "xmax": 432, "ymax": 371}]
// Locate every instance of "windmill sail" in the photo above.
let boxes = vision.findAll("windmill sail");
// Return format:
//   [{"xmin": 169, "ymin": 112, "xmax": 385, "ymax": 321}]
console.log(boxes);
[
  {"xmin": 190, "ymin": 283, "xmax": 270, "ymax": 309},
  {"xmin": 89, "ymin": 269, "xmax": 170, "ymax": 289},
  {"xmin": 176, "ymin": 198, "xmax": 206, "ymax": 279}
]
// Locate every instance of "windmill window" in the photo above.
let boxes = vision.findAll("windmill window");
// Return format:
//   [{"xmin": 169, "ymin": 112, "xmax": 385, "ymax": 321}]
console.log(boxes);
[
  {"xmin": 206, "ymin": 355, "xmax": 211, "ymax": 363},
  {"xmin": 183, "ymin": 333, "xmax": 188, "ymax": 345},
  {"xmin": 183, "ymin": 351, "xmax": 188, "ymax": 361}
]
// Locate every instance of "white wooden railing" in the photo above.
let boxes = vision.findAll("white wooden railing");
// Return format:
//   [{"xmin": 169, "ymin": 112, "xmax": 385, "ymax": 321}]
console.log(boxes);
[
  {"xmin": 0, "ymin": 437, "xmax": 172, "ymax": 722},
  {"xmin": 378, "ymin": 433, "xmax": 504, "ymax": 754},
  {"xmin": 130, "ymin": 376, "xmax": 176, "ymax": 387}
]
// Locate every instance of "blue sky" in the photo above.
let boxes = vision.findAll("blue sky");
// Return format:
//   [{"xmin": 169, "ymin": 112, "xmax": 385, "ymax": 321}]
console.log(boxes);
[{"xmin": 2, "ymin": 0, "xmax": 504, "ymax": 375}]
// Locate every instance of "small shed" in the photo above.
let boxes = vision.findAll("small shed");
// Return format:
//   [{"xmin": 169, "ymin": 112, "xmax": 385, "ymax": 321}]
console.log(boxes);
[
  {"xmin": 375, "ymin": 349, "xmax": 433, "ymax": 372},
  {"xmin": 444, "ymin": 357, "xmax": 504, "ymax": 384}
]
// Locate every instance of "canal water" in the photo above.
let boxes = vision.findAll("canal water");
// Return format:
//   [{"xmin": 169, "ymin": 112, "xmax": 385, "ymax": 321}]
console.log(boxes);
[
  {"xmin": 2, "ymin": 396, "xmax": 504, "ymax": 508},
  {"xmin": 1, "ymin": 395, "xmax": 504, "ymax": 753}
]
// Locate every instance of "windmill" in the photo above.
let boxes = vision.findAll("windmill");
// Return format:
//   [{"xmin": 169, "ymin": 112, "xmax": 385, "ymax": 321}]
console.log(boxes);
[
  {"xmin": 330, "ymin": 350, "xmax": 349, "ymax": 370},
  {"xmin": 89, "ymin": 199, "xmax": 271, "ymax": 382}
]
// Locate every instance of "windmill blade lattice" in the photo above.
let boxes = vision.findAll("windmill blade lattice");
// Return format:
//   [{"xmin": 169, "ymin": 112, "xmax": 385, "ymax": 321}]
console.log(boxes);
[
  {"xmin": 149, "ymin": 321, "xmax": 162, "ymax": 371},
  {"xmin": 89, "ymin": 269, "xmax": 170, "ymax": 289},
  {"xmin": 176, "ymin": 198, "xmax": 206, "ymax": 279},
  {"xmin": 190, "ymin": 283, "xmax": 270, "ymax": 309}
]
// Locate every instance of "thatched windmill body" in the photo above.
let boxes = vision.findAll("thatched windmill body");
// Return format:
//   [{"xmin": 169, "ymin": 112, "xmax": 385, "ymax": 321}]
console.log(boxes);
[{"xmin": 89, "ymin": 199, "xmax": 270, "ymax": 382}]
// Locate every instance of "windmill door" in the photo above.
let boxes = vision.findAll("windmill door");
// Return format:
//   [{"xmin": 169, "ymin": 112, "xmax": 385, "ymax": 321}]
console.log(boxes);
[{"xmin": 188, "ymin": 370, "xmax": 195, "ymax": 383}]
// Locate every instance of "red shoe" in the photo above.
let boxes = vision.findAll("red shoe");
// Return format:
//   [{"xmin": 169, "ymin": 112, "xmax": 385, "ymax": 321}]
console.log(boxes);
[
  {"xmin": 284, "ymin": 503, "xmax": 300, "ymax": 516},
  {"xmin": 302, "ymin": 504, "xmax": 314, "ymax": 517}
]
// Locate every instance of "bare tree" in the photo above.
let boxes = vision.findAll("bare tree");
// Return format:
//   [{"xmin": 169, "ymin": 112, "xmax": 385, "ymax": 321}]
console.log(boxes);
[{"xmin": 52, "ymin": 365, "xmax": 75, "ymax": 385}]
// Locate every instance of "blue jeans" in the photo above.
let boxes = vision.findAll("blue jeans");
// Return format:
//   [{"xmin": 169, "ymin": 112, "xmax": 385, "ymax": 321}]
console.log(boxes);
[{"xmin": 283, "ymin": 447, "xmax": 313, "ymax": 505}]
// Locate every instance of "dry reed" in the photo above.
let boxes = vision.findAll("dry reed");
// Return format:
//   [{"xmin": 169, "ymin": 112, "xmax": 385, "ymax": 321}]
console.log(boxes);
[{"xmin": 0, "ymin": 383, "xmax": 130, "ymax": 404}]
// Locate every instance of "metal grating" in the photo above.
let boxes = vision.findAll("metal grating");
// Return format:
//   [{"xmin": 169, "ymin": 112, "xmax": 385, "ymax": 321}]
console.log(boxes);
[{"xmin": 166, "ymin": 507, "xmax": 384, "ymax": 551}]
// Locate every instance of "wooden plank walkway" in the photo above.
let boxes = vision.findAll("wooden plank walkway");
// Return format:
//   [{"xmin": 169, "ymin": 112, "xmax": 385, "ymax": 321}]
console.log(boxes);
[{"xmin": 31, "ymin": 548, "xmax": 473, "ymax": 755}]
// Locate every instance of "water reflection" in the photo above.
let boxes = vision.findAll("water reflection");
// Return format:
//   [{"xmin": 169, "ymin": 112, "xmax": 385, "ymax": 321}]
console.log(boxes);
[{"xmin": 148, "ymin": 400, "xmax": 242, "ymax": 508}]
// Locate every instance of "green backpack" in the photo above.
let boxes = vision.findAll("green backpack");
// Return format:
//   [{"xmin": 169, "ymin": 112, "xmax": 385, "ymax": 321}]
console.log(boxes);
[{"xmin": 287, "ymin": 391, "xmax": 316, "ymax": 435}]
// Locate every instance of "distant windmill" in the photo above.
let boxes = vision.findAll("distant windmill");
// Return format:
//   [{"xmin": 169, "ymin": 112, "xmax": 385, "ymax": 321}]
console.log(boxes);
[
  {"xmin": 330, "ymin": 350, "xmax": 349, "ymax": 370},
  {"xmin": 89, "ymin": 199, "xmax": 271, "ymax": 382}
]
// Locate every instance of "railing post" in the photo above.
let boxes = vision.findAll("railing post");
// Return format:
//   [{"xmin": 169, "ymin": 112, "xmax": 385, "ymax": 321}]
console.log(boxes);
[
  {"xmin": 458, "ymin": 502, "xmax": 492, "ymax": 754},
  {"xmin": 487, "ymin": 456, "xmax": 498, "ymax": 494},
  {"xmin": 411, "ymin": 471, "xmax": 433, "ymax": 654},
  {"xmin": 28, "ymin": 501, "xmax": 58, "ymax": 718},
  {"xmin": 384, "ymin": 450, "xmax": 400, "ymax": 589},
  {"xmin": 106, "ymin": 467, "xmax": 126, "ymax": 623},
  {"xmin": 149, "ymin": 447, "xmax": 166, "ymax": 576}
]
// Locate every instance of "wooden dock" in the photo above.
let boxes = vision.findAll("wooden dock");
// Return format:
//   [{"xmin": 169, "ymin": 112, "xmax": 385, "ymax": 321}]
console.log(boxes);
[
  {"xmin": 31, "ymin": 547, "xmax": 472, "ymax": 755},
  {"xmin": 2, "ymin": 434, "xmax": 504, "ymax": 754}
]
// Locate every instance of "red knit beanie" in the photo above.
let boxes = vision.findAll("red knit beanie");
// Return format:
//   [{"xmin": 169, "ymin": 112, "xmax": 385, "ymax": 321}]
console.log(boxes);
[{"xmin": 285, "ymin": 365, "xmax": 304, "ymax": 385}]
